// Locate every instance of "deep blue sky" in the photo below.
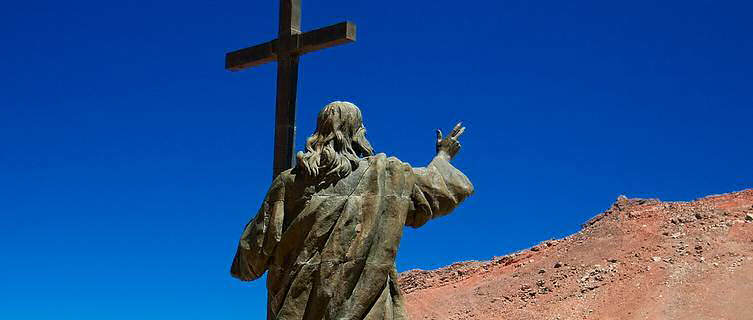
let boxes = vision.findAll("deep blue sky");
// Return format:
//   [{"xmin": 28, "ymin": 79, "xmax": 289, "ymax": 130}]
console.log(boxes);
[{"xmin": 2, "ymin": 0, "xmax": 752, "ymax": 318}]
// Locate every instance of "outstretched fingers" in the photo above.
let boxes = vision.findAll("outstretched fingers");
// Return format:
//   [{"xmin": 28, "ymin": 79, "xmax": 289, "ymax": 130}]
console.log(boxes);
[
  {"xmin": 453, "ymin": 126, "xmax": 466, "ymax": 139},
  {"xmin": 448, "ymin": 121, "xmax": 466, "ymax": 140},
  {"xmin": 449, "ymin": 122, "xmax": 462, "ymax": 137}
]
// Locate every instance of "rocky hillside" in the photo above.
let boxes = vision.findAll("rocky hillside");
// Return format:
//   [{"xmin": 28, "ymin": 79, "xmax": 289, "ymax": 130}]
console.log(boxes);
[{"xmin": 398, "ymin": 189, "xmax": 753, "ymax": 320}]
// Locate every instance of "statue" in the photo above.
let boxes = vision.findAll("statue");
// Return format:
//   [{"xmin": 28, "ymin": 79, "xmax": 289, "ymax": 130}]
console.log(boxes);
[{"xmin": 230, "ymin": 101, "xmax": 474, "ymax": 319}]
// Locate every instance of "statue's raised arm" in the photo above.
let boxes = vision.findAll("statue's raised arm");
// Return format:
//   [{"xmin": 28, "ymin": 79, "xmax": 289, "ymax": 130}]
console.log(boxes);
[{"xmin": 406, "ymin": 122, "xmax": 474, "ymax": 228}]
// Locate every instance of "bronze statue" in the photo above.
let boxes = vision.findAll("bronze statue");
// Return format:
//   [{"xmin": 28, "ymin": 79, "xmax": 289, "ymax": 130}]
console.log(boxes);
[{"xmin": 230, "ymin": 101, "xmax": 473, "ymax": 319}]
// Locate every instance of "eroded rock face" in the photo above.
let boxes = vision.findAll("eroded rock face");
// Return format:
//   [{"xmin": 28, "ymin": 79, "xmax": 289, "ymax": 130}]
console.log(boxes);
[{"xmin": 399, "ymin": 189, "xmax": 753, "ymax": 320}]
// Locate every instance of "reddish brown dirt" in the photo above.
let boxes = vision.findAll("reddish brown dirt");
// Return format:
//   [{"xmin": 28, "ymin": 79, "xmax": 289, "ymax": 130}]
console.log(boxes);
[{"xmin": 398, "ymin": 189, "xmax": 753, "ymax": 320}]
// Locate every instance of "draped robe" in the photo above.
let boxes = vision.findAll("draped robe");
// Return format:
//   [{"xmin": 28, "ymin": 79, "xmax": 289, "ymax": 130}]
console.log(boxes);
[{"xmin": 231, "ymin": 153, "xmax": 473, "ymax": 319}]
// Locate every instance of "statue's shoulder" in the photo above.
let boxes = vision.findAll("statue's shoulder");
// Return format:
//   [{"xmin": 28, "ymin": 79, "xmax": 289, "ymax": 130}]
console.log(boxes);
[
  {"xmin": 363, "ymin": 153, "xmax": 412, "ymax": 169},
  {"xmin": 267, "ymin": 169, "xmax": 296, "ymax": 201}
]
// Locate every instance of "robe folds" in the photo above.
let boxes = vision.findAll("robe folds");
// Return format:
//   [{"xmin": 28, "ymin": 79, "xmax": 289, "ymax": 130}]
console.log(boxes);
[{"xmin": 231, "ymin": 153, "xmax": 473, "ymax": 320}]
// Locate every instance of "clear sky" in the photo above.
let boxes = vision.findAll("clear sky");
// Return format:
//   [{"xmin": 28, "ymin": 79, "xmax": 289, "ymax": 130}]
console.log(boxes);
[{"xmin": 2, "ymin": 0, "xmax": 752, "ymax": 319}]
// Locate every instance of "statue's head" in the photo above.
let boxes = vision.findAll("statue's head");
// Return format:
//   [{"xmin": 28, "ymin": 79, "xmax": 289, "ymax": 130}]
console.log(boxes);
[{"xmin": 296, "ymin": 101, "xmax": 374, "ymax": 179}]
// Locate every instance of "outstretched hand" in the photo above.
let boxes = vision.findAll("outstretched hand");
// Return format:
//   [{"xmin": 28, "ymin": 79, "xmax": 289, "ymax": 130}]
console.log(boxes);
[{"xmin": 436, "ymin": 122, "xmax": 465, "ymax": 160}]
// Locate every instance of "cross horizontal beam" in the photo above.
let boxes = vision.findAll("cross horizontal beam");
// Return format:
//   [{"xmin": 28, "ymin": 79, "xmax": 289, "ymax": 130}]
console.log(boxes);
[{"xmin": 225, "ymin": 21, "xmax": 356, "ymax": 71}]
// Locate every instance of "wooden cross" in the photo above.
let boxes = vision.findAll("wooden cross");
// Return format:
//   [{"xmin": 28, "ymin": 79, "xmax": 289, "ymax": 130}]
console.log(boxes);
[{"xmin": 225, "ymin": 0, "xmax": 356, "ymax": 179}]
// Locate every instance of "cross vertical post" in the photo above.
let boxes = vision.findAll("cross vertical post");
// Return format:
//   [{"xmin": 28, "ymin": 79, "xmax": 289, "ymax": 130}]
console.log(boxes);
[
  {"xmin": 224, "ymin": 0, "xmax": 357, "ymax": 179},
  {"xmin": 273, "ymin": 0, "xmax": 302, "ymax": 179}
]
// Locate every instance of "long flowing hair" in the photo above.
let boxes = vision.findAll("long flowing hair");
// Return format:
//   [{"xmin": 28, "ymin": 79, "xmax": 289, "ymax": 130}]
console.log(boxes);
[{"xmin": 296, "ymin": 101, "xmax": 374, "ymax": 179}]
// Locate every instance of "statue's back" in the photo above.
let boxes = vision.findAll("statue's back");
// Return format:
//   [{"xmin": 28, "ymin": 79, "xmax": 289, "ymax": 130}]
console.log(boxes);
[{"xmin": 265, "ymin": 154, "xmax": 414, "ymax": 319}]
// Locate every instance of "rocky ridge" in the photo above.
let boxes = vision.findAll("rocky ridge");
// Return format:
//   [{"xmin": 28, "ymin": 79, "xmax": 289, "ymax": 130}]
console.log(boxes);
[{"xmin": 398, "ymin": 189, "xmax": 753, "ymax": 320}]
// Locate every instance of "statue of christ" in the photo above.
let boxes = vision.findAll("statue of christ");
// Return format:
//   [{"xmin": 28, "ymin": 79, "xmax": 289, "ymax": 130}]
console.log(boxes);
[{"xmin": 231, "ymin": 101, "xmax": 473, "ymax": 319}]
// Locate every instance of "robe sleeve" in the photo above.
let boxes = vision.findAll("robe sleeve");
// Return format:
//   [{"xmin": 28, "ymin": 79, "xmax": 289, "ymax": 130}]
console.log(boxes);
[
  {"xmin": 405, "ymin": 155, "xmax": 474, "ymax": 228},
  {"xmin": 230, "ymin": 174, "xmax": 286, "ymax": 281}
]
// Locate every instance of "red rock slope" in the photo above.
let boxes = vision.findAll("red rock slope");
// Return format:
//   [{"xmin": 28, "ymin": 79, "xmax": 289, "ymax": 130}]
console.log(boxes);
[{"xmin": 398, "ymin": 189, "xmax": 753, "ymax": 320}]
